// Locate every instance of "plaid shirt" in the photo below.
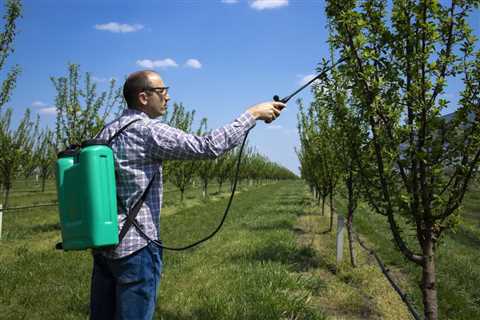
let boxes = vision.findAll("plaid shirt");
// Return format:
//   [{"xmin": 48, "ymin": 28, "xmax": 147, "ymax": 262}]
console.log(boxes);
[{"xmin": 96, "ymin": 108, "xmax": 256, "ymax": 259}]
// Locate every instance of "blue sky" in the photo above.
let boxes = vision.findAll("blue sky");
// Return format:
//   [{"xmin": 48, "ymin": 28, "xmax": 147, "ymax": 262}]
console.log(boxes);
[{"xmin": 3, "ymin": 0, "xmax": 480, "ymax": 174}]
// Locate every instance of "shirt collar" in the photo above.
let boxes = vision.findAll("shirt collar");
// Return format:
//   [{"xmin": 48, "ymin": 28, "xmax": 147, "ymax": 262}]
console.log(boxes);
[{"xmin": 121, "ymin": 107, "xmax": 150, "ymax": 119}]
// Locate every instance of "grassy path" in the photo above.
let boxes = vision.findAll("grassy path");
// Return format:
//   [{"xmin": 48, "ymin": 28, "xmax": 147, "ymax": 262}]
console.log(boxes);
[
  {"xmin": 158, "ymin": 181, "xmax": 411, "ymax": 319},
  {"xmin": 158, "ymin": 181, "xmax": 322, "ymax": 319}
]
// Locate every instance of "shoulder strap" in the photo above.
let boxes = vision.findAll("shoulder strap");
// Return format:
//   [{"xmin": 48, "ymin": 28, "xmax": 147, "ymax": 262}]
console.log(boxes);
[
  {"xmin": 106, "ymin": 117, "xmax": 154, "ymax": 243},
  {"xmin": 118, "ymin": 172, "xmax": 157, "ymax": 243},
  {"xmin": 107, "ymin": 119, "xmax": 142, "ymax": 145}
]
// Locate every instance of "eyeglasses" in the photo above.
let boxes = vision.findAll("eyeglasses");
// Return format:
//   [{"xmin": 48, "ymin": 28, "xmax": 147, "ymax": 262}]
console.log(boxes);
[{"xmin": 144, "ymin": 86, "xmax": 169, "ymax": 96}]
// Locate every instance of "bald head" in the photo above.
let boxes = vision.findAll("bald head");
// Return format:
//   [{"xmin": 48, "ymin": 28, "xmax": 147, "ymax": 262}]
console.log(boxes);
[{"xmin": 123, "ymin": 70, "xmax": 159, "ymax": 109}]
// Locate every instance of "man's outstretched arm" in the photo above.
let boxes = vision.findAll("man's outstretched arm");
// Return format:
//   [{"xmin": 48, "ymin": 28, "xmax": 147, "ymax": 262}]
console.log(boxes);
[{"xmin": 147, "ymin": 101, "xmax": 286, "ymax": 161}]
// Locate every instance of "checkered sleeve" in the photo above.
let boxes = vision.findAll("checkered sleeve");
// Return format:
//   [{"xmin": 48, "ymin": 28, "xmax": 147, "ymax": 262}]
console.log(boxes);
[{"xmin": 147, "ymin": 111, "xmax": 256, "ymax": 160}]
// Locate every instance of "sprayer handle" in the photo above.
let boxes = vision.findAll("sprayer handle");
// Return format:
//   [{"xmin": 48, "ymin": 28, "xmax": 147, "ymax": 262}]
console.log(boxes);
[{"xmin": 273, "ymin": 95, "xmax": 289, "ymax": 104}]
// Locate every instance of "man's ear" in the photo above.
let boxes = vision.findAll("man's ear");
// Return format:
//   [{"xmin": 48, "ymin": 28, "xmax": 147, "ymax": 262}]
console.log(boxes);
[{"xmin": 138, "ymin": 92, "xmax": 148, "ymax": 106}]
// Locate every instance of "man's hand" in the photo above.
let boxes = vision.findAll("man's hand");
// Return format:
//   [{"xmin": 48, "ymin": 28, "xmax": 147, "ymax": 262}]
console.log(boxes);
[{"xmin": 247, "ymin": 101, "xmax": 286, "ymax": 123}]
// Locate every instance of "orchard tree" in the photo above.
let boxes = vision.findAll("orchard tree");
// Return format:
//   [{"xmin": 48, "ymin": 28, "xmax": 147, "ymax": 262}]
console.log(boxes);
[
  {"xmin": 213, "ymin": 154, "xmax": 230, "ymax": 193},
  {"xmin": 51, "ymin": 64, "xmax": 122, "ymax": 150},
  {"xmin": 297, "ymin": 105, "xmax": 326, "ymax": 206},
  {"xmin": 297, "ymin": 95, "xmax": 342, "ymax": 230},
  {"xmin": 0, "ymin": 0, "xmax": 21, "ymax": 112},
  {"xmin": 34, "ymin": 128, "xmax": 56, "ymax": 192},
  {"xmin": 196, "ymin": 119, "xmax": 217, "ymax": 199},
  {"xmin": 0, "ymin": 109, "xmax": 38, "ymax": 208},
  {"xmin": 163, "ymin": 102, "xmax": 200, "ymax": 202},
  {"xmin": 326, "ymin": 1, "xmax": 480, "ymax": 318},
  {"xmin": 312, "ymin": 86, "xmax": 343, "ymax": 232},
  {"xmin": 321, "ymin": 67, "xmax": 368, "ymax": 267},
  {"xmin": 0, "ymin": 0, "xmax": 22, "ymax": 194},
  {"xmin": 225, "ymin": 145, "xmax": 250, "ymax": 192}
]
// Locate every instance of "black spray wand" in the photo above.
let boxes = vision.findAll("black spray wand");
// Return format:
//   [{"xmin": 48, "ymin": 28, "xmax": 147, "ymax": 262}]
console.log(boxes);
[{"xmin": 273, "ymin": 57, "xmax": 347, "ymax": 103}]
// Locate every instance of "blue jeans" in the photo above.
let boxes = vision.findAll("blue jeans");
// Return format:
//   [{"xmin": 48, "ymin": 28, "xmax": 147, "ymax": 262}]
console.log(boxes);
[{"xmin": 90, "ymin": 242, "xmax": 163, "ymax": 320}]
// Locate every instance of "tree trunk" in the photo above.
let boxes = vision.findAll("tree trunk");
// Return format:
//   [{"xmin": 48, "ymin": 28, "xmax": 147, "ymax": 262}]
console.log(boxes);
[
  {"xmin": 421, "ymin": 233, "xmax": 438, "ymax": 320},
  {"xmin": 218, "ymin": 181, "xmax": 223, "ymax": 193},
  {"xmin": 346, "ymin": 175, "xmax": 357, "ymax": 267},
  {"xmin": 41, "ymin": 176, "xmax": 47, "ymax": 192},
  {"xmin": 3, "ymin": 185, "xmax": 11, "ymax": 209},
  {"xmin": 329, "ymin": 192, "xmax": 334, "ymax": 232},
  {"xmin": 347, "ymin": 209, "xmax": 356, "ymax": 267},
  {"xmin": 321, "ymin": 196, "xmax": 325, "ymax": 216},
  {"xmin": 180, "ymin": 189, "xmax": 185, "ymax": 203},
  {"xmin": 203, "ymin": 180, "xmax": 208, "ymax": 200}
]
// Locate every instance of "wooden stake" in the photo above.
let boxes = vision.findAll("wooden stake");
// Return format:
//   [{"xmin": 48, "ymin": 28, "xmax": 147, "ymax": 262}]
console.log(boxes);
[
  {"xmin": 336, "ymin": 215, "xmax": 345, "ymax": 264},
  {"xmin": 0, "ymin": 204, "xmax": 3, "ymax": 240}
]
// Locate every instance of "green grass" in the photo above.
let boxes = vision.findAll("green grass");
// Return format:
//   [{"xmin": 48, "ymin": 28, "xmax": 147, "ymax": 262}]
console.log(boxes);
[{"xmin": 2, "ymin": 179, "xmax": 478, "ymax": 319}]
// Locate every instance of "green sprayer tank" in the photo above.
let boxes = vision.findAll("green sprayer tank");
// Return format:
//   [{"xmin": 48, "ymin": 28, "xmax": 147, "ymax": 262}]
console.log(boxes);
[{"xmin": 56, "ymin": 140, "xmax": 119, "ymax": 250}]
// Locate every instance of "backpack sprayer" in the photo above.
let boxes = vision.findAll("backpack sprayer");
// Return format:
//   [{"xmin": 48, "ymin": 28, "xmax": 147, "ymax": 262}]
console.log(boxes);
[{"xmin": 55, "ymin": 57, "xmax": 346, "ymax": 252}]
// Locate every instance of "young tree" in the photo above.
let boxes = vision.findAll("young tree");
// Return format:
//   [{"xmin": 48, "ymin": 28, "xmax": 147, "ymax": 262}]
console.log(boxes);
[
  {"xmin": 318, "ymin": 65, "xmax": 368, "ymax": 267},
  {"xmin": 196, "ymin": 119, "xmax": 217, "ymax": 199},
  {"xmin": 213, "ymin": 153, "xmax": 230, "ymax": 193},
  {"xmin": 326, "ymin": 1, "xmax": 480, "ymax": 318},
  {"xmin": 0, "ymin": 0, "xmax": 21, "ymax": 112},
  {"xmin": 297, "ymin": 94, "xmax": 342, "ymax": 230},
  {"xmin": 51, "ymin": 64, "xmax": 122, "ymax": 150},
  {"xmin": 34, "ymin": 129, "xmax": 56, "ymax": 192},
  {"xmin": 297, "ymin": 101, "xmax": 328, "ymax": 212},
  {"xmin": 163, "ymin": 102, "xmax": 200, "ymax": 202},
  {"xmin": 0, "ymin": 109, "xmax": 38, "ymax": 208},
  {"xmin": 0, "ymin": 0, "xmax": 22, "ymax": 194}
]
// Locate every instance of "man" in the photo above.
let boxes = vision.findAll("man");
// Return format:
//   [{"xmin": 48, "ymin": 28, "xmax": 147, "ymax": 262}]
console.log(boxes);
[{"xmin": 91, "ymin": 70, "xmax": 285, "ymax": 320}]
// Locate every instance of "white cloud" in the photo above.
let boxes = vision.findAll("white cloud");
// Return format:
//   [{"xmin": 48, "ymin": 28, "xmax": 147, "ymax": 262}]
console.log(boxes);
[
  {"xmin": 185, "ymin": 59, "xmax": 202, "ymax": 69},
  {"xmin": 221, "ymin": 0, "xmax": 238, "ymax": 3},
  {"xmin": 250, "ymin": 0, "xmax": 288, "ymax": 10},
  {"xmin": 39, "ymin": 107, "xmax": 57, "ymax": 115},
  {"xmin": 136, "ymin": 59, "xmax": 178, "ymax": 69},
  {"xmin": 94, "ymin": 22, "xmax": 144, "ymax": 33},
  {"xmin": 32, "ymin": 101, "xmax": 47, "ymax": 108}
]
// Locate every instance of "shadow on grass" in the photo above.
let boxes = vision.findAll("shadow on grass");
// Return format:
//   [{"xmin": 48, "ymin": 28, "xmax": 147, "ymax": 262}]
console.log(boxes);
[
  {"xmin": 247, "ymin": 219, "xmax": 293, "ymax": 232},
  {"xmin": 159, "ymin": 309, "xmax": 234, "ymax": 320},
  {"xmin": 275, "ymin": 198, "xmax": 305, "ymax": 207},
  {"xmin": 448, "ymin": 225, "xmax": 480, "ymax": 248},
  {"xmin": 158, "ymin": 310, "xmax": 196, "ymax": 320},
  {"xmin": 231, "ymin": 242, "xmax": 330, "ymax": 273},
  {"xmin": 275, "ymin": 194, "xmax": 312, "ymax": 206},
  {"xmin": 31, "ymin": 222, "xmax": 61, "ymax": 233},
  {"xmin": 255, "ymin": 206, "xmax": 306, "ymax": 217}
]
